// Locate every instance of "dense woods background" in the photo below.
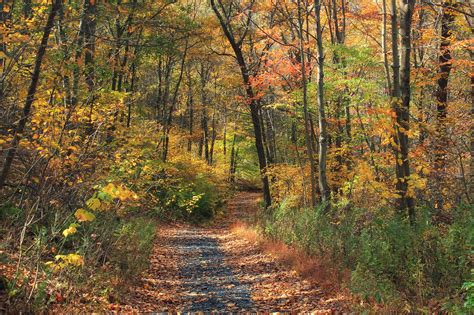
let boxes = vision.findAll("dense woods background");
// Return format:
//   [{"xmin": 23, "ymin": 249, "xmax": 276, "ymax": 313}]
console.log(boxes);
[{"xmin": 0, "ymin": 0, "xmax": 472, "ymax": 312}]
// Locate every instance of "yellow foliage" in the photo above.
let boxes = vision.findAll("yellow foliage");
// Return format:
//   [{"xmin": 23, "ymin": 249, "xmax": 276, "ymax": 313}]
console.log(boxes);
[
  {"xmin": 46, "ymin": 253, "xmax": 84, "ymax": 271},
  {"xmin": 74, "ymin": 208, "xmax": 96, "ymax": 222},
  {"xmin": 86, "ymin": 198, "xmax": 101, "ymax": 211},
  {"xmin": 102, "ymin": 183, "xmax": 138, "ymax": 201},
  {"xmin": 62, "ymin": 223, "xmax": 80, "ymax": 237}
]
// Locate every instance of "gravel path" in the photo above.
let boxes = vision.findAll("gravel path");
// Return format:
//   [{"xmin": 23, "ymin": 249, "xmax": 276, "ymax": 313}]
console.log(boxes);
[
  {"xmin": 121, "ymin": 192, "xmax": 347, "ymax": 313},
  {"xmin": 175, "ymin": 228, "xmax": 253, "ymax": 312}
]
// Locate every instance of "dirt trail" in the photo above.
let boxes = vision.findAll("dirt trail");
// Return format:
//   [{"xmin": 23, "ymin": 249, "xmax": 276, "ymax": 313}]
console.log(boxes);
[{"xmin": 121, "ymin": 192, "xmax": 347, "ymax": 313}]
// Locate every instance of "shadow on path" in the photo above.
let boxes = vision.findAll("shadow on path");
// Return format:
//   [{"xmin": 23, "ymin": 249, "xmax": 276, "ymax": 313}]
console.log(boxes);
[{"xmin": 175, "ymin": 229, "xmax": 253, "ymax": 312}]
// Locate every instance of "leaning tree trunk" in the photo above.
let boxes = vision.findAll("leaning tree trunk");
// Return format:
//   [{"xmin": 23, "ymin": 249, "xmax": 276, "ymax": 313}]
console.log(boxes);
[{"xmin": 0, "ymin": 0, "xmax": 62, "ymax": 191}]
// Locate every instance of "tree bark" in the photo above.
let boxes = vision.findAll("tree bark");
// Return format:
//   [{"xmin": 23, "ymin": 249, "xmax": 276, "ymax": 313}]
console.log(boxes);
[
  {"xmin": 315, "ymin": 0, "xmax": 330, "ymax": 204},
  {"xmin": 397, "ymin": 0, "xmax": 415, "ymax": 222}
]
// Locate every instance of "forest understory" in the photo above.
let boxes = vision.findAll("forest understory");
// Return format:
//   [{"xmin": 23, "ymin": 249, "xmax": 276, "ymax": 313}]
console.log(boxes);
[{"xmin": 0, "ymin": 0, "xmax": 473, "ymax": 313}]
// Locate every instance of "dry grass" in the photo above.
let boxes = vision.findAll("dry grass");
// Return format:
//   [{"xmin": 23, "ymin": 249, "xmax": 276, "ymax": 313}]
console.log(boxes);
[{"xmin": 230, "ymin": 221, "xmax": 350, "ymax": 292}]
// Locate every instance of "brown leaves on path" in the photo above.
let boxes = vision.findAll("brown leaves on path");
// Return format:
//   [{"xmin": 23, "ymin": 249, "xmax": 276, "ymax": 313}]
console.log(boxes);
[{"xmin": 119, "ymin": 192, "xmax": 349, "ymax": 313}]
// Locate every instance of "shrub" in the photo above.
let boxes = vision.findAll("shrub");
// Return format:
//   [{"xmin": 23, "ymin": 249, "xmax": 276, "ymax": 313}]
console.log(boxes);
[
  {"xmin": 109, "ymin": 218, "xmax": 156, "ymax": 278},
  {"xmin": 262, "ymin": 197, "xmax": 473, "ymax": 310}
]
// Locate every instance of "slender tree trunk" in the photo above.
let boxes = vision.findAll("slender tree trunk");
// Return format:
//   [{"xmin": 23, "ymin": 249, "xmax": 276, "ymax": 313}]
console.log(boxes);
[
  {"xmin": 71, "ymin": 0, "xmax": 87, "ymax": 107},
  {"xmin": 83, "ymin": 0, "xmax": 96, "ymax": 93},
  {"xmin": 260, "ymin": 109, "xmax": 271, "ymax": 164},
  {"xmin": 382, "ymin": 0, "xmax": 392, "ymax": 93},
  {"xmin": 229, "ymin": 132, "xmax": 238, "ymax": 182},
  {"xmin": 83, "ymin": 0, "xmax": 96, "ymax": 131},
  {"xmin": 111, "ymin": 14, "xmax": 121, "ymax": 91},
  {"xmin": 127, "ymin": 62, "xmax": 136, "ymax": 127},
  {"xmin": 156, "ymin": 56, "xmax": 163, "ymax": 122},
  {"xmin": 470, "ymin": 47, "xmax": 474, "ymax": 200},
  {"xmin": 0, "ymin": 0, "xmax": 61, "ymax": 190},
  {"xmin": 117, "ymin": 0, "xmax": 137, "ymax": 92},
  {"xmin": 186, "ymin": 65, "xmax": 193, "ymax": 152},
  {"xmin": 209, "ymin": 109, "xmax": 216, "ymax": 165},
  {"xmin": 199, "ymin": 63, "xmax": 211, "ymax": 163},
  {"xmin": 434, "ymin": 1, "xmax": 455, "ymax": 210},
  {"xmin": 267, "ymin": 110, "xmax": 277, "ymax": 162},
  {"xmin": 198, "ymin": 136, "xmax": 203, "ymax": 158},
  {"xmin": 315, "ymin": 0, "xmax": 330, "ymax": 204},
  {"xmin": 201, "ymin": 109, "xmax": 210, "ymax": 162},
  {"xmin": 292, "ymin": 120, "xmax": 308, "ymax": 206},
  {"xmin": 390, "ymin": 0, "xmax": 404, "ymax": 212},
  {"xmin": 298, "ymin": 0, "xmax": 317, "ymax": 207},
  {"xmin": 162, "ymin": 39, "xmax": 189, "ymax": 161},
  {"xmin": 56, "ymin": 3, "xmax": 72, "ymax": 108},
  {"xmin": 467, "ymin": 7, "xmax": 474, "ymax": 201},
  {"xmin": 23, "ymin": 0, "xmax": 32, "ymax": 18},
  {"xmin": 398, "ymin": 0, "xmax": 416, "ymax": 222},
  {"xmin": 223, "ymin": 107, "xmax": 227, "ymax": 156},
  {"xmin": 0, "ymin": 0, "xmax": 12, "ymax": 104}
]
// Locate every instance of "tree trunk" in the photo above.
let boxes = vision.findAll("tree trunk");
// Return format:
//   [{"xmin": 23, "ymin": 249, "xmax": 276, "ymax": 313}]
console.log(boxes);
[
  {"xmin": 23, "ymin": 0, "xmax": 32, "ymax": 18},
  {"xmin": 382, "ymin": 0, "xmax": 392, "ymax": 93},
  {"xmin": 434, "ymin": 1, "xmax": 455, "ymax": 210},
  {"xmin": 223, "ymin": 107, "xmax": 227, "ymax": 156},
  {"xmin": 0, "ymin": 0, "xmax": 13, "ymax": 105},
  {"xmin": 467, "ymin": 7, "xmax": 474, "ymax": 201},
  {"xmin": 117, "ymin": 0, "xmax": 137, "ymax": 92},
  {"xmin": 229, "ymin": 132, "xmax": 238, "ymax": 182},
  {"xmin": 398, "ymin": 0, "xmax": 415, "ymax": 222},
  {"xmin": 470, "ymin": 47, "xmax": 474, "ymax": 200},
  {"xmin": 297, "ymin": 0, "xmax": 317, "ymax": 207},
  {"xmin": 186, "ymin": 65, "xmax": 194, "ymax": 152},
  {"xmin": 209, "ymin": 109, "xmax": 216, "ymax": 165},
  {"xmin": 0, "ymin": 0, "xmax": 61, "ymax": 190},
  {"xmin": 162, "ymin": 39, "xmax": 188, "ymax": 161},
  {"xmin": 315, "ymin": 0, "xmax": 330, "ymax": 204},
  {"xmin": 199, "ymin": 63, "xmax": 210, "ymax": 163},
  {"xmin": 127, "ymin": 62, "xmax": 136, "ymax": 127}
]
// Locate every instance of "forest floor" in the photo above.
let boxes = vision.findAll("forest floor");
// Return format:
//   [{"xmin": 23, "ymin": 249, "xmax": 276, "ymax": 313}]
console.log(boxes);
[{"xmin": 119, "ymin": 192, "xmax": 349, "ymax": 313}]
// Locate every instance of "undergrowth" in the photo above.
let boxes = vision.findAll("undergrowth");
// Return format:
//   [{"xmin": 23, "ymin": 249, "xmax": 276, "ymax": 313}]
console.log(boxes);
[
  {"xmin": 0, "ymin": 123, "xmax": 228, "ymax": 312},
  {"xmin": 262, "ymin": 197, "xmax": 473, "ymax": 312}
]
